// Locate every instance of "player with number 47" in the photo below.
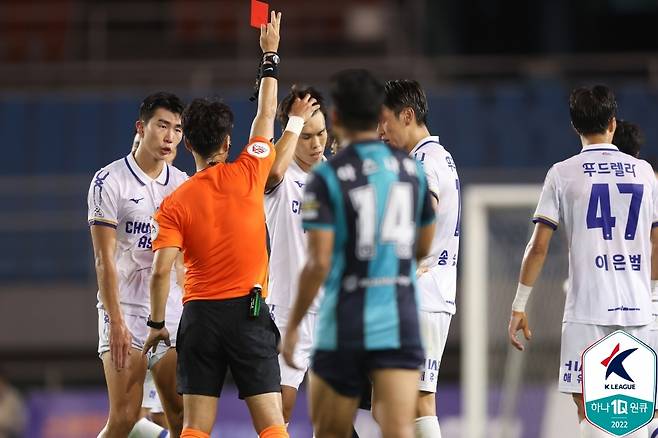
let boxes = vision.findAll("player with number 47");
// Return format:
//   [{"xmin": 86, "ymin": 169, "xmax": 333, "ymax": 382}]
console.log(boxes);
[{"xmin": 507, "ymin": 85, "xmax": 658, "ymax": 437}]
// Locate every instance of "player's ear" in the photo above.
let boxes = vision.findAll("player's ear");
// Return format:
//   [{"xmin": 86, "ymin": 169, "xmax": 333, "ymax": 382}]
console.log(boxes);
[
  {"xmin": 570, "ymin": 121, "xmax": 579, "ymax": 136},
  {"xmin": 222, "ymin": 135, "xmax": 231, "ymax": 154},
  {"xmin": 609, "ymin": 117, "xmax": 617, "ymax": 135},
  {"xmin": 136, "ymin": 119, "xmax": 144, "ymax": 137},
  {"xmin": 403, "ymin": 107, "xmax": 414, "ymax": 125}
]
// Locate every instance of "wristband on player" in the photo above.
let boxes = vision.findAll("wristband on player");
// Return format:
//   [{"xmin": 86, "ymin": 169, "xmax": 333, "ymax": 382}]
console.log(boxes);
[
  {"xmin": 511, "ymin": 283, "xmax": 533, "ymax": 312},
  {"xmin": 260, "ymin": 52, "xmax": 280, "ymax": 78},
  {"xmin": 146, "ymin": 316, "xmax": 165, "ymax": 330},
  {"xmin": 285, "ymin": 116, "xmax": 305, "ymax": 136},
  {"xmin": 249, "ymin": 52, "xmax": 280, "ymax": 101},
  {"xmin": 652, "ymin": 280, "xmax": 658, "ymax": 301}
]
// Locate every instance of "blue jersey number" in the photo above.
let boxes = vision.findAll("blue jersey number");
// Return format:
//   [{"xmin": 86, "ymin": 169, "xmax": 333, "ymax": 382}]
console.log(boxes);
[{"xmin": 586, "ymin": 183, "xmax": 643, "ymax": 240}]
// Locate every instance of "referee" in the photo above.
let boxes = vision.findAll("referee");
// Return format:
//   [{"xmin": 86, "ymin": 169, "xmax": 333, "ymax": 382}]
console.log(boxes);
[{"xmin": 143, "ymin": 12, "xmax": 302, "ymax": 438}]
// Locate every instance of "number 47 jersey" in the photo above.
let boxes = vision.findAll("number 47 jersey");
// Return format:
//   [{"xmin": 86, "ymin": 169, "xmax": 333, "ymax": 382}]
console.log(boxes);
[{"xmin": 533, "ymin": 143, "xmax": 658, "ymax": 326}]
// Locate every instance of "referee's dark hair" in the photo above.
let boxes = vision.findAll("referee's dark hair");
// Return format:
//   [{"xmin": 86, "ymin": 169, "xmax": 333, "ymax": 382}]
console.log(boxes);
[
  {"xmin": 384, "ymin": 79, "xmax": 429, "ymax": 126},
  {"xmin": 569, "ymin": 85, "xmax": 617, "ymax": 136},
  {"xmin": 139, "ymin": 92, "xmax": 185, "ymax": 124},
  {"xmin": 330, "ymin": 69, "xmax": 384, "ymax": 131},
  {"xmin": 182, "ymin": 98, "xmax": 234, "ymax": 159},
  {"xmin": 613, "ymin": 120, "xmax": 644, "ymax": 158},
  {"xmin": 278, "ymin": 84, "xmax": 326, "ymax": 127}
]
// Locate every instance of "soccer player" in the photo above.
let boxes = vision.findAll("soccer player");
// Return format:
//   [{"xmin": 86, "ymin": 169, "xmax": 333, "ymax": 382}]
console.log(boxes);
[
  {"xmin": 613, "ymin": 119, "xmax": 644, "ymax": 158},
  {"xmin": 379, "ymin": 79, "xmax": 460, "ymax": 438},
  {"xmin": 143, "ymin": 12, "xmax": 306, "ymax": 438},
  {"xmin": 264, "ymin": 85, "xmax": 326, "ymax": 423},
  {"xmin": 613, "ymin": 121, "xmax": 658, "ymax": 437},
  {"xmin": 281, "ymin": 69, "xmax": 437, "ymax": 438},
  {"xmin": 508, "ymin": 85, "xmax": 658, "ymax": 438},
  {"xmin": 88, "ymin": 92, "xmax": 188, "ymax": 437}
]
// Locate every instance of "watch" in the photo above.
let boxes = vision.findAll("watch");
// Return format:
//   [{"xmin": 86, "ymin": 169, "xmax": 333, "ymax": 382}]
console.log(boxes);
[{"xmin": 146, "ymin": 317, "xmax": 165, "ymax": 330}]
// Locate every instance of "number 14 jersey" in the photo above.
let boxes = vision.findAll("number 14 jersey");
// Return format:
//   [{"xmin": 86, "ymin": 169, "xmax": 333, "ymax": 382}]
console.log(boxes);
[{"xmin": 534, "ymin": 143, "xmax": 658, "ymax": 326}]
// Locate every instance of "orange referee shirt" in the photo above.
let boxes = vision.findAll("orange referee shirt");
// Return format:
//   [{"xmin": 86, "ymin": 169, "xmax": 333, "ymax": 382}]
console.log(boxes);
[{"xmin": 152, "ymin": 137, "xmax": 275, "ymax": 303}]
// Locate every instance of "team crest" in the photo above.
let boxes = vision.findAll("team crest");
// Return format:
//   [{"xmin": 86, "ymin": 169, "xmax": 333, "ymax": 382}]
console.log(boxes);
[
  {"xmin": 151, "ymin": 218, "xmax": 159, "ymax": 241},
  {"xmin": 247, "ymin": 142, "xmax": 271, "ymax": 158}
]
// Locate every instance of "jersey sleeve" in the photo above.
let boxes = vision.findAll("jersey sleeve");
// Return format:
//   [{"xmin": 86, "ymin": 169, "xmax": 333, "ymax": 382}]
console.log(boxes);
[
  {"xmin": 651, "ymin": 166, "xmax": 658, "ymax": 228},
  {"xmin": 87, "ymin": 169, "xmax": 119, "ymax": 229},
  {"xmin": 417, "ymin": 152, "xmax": 441, "ymax": 202},
  {"xmin": 533, "ymin": 165, "xmax": 560, "ymax": 230},
  {"xmin": 417, "ymin": 162, "xmax": 437, "ymax": 227},
  {"xmin": 302, "ymin": 168, "xmax": 335, "ymax": 230},
  {"xmin": 233, "ymin": 136, "xmax": 277, "ymax": 190},
  {"xmin": 152, "ymin": 198, "xmax": 185, "ymax": 251}
]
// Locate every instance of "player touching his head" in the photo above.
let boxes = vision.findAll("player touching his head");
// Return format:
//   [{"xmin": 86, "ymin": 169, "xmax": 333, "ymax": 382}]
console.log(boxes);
[
  {"xmin": 508, "ymin": 86, "xmax": 658, "ymax": 438},
  {"xmin": 281, "ymin": 69, "xmax": 436, "ymax": 438},
  {"xmin": 88, "ymin": 92, "xmax": 188, "ymax": 438},
  {"xmin": 379, "ymin": 79, "xmax": 460, "ymax": 438},
  {"xmin": 264, "ymin": 85, "xmax": 324, "ymax": 423}
]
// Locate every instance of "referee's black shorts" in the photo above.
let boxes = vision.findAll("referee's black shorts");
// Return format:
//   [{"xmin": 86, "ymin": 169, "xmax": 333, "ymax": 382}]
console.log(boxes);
[{"xmin": 176, "ymin": 295, "xmax": 281, "ymax": 399}]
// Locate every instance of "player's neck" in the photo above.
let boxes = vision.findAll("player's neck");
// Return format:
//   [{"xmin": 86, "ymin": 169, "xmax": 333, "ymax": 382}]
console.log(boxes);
[
  {"xmin": 406, "ymin": 125, "xmax": 432, "ymax": 154},
  {"xmin": 581, "ymin": 133, "xmax": 613, "ymax": 147},
  {"xmin": 133, "ymin": 148, "xmax": 165, "ymax": 180},
  {"xmin": 293, "ymin": 156, "xmax": 312, "ymax": 173}
]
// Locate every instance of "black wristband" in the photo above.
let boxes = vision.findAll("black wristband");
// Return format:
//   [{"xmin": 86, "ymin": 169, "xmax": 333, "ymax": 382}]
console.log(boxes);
[{"xmin": 146, "ymin": 317, "xmax": 165, "ymax": 330}]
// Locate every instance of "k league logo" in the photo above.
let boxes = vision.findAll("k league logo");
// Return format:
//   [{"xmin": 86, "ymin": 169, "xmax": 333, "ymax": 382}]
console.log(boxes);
[{"xmin": 583, "ymin": 330, "xmax": 656, "ymax": 436}]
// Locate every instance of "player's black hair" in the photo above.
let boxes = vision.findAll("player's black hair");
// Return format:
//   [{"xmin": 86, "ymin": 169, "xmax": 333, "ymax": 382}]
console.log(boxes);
[
  {"xmin": 182, "ymin": 98, "xmax": 234, "ymax": 159},
  {"xmin": 569, "ymin": 85, "xmax": 617, "ymax": 136},
  {"xmin": 330, "ymin": 69, "xmax": 384, "ymax": 131},
  {"xmin": 138, "ymin": 92, "xmax": 185, "ymax": 124},
  {"xmin": 613, "ymin": 120, "xmax": 644, "ymax": 158},
  {"xmin": 277, "ymin": 84, "xmax": 326, "ymax": 127},
  {"xmin": 384, "ymin": 79, "xmax": 429, "ymax": 125}
]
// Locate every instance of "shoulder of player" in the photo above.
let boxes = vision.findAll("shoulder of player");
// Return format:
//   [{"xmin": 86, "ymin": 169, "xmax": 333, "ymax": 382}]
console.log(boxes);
[
  {"xmin": 167, "ymin": 165, "xmax": 190, "ymax": 185},
  {"xmin": 89, "ymin": 157, "xmax": 129, "ymax": 188}
]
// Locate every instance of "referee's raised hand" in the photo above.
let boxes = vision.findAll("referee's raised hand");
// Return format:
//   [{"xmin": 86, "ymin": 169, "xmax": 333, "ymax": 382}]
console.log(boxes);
[{"xmin": 260, "ymin": 10, "xmax": 281, "ymax": 54}]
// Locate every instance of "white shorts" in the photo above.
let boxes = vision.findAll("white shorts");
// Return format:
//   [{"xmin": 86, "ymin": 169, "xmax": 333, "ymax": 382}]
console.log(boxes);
[
  {"xmin": 418, "ymin": 310, "xmax": 452, "ymax": 393},
  {"xmin": 558, "ymin": 322, "xmax": 651, "ymax": 393},
  {"xmin": 97, "ymin": 308, "xmax": 178, "ymax": 368},
  {"xmin": 270, "ymin": 305, "xmax": 316, "ymax": 389},
  {"xmin": 142, "ymin": 370, "xmax": 164, "ymax": 413}
]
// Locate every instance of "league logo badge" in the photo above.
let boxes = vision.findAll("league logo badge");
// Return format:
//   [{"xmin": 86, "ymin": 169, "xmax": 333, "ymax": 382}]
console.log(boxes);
[{"xmin": 583, "ymin": 330, "xmax": 656, "ymax": 436}]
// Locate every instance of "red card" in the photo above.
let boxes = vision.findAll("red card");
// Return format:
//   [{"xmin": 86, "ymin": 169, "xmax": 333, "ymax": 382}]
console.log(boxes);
[{"xmin": 250, "ymin": 0, "xmax": 269, "ymax": 28}]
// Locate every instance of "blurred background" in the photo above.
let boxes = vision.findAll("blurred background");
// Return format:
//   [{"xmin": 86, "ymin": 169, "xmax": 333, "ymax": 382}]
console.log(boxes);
[{"xmin": 1, "ymin": 0, "xmax": 658, "ymax": 437}]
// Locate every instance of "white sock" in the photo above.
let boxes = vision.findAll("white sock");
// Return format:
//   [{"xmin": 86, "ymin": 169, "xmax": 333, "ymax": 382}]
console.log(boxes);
[
  {"xmin": 354, "ymin": 409, "xmax": 382, "ymax": 438},
  {"xmin": 415, "ymin": 416, "xmax": 441, "ymax": 438},
  {"xmin": 128, "ymin": 417, "xmax": 168, "ymax": 438},
  {"xmin": 648, "ymin": 417, "xmax": 658, "ymax": 438},
  {"xmin": 579, "ymin": 420, "xmax": 615, "ymax": 437}
]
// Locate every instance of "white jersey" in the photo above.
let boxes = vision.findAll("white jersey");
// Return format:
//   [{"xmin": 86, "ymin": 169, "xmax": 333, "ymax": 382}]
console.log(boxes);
[
  {"xmin": 534, "ymin": 143, "xmax": 658, "ymax": 326},
  {"xmin": 265, "ymin": 160, "xmax": 322, "ymax": 313},
  {"xmin": 410, "ymin": 136, "xmax": 460, "ymax": 314},
  {"xmin": 87, "ymin": 153, "xmax": 188, "ymax": 321}
]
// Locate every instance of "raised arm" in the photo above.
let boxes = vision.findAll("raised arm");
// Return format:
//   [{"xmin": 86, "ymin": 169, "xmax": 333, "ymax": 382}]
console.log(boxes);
[
  {"xmin": 266, "ymin": 95, "xmax": 320, "ymax": 191},
  {"xmin": 250, "ymin": 11, "xmax": 281, "ymax": 141}
]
